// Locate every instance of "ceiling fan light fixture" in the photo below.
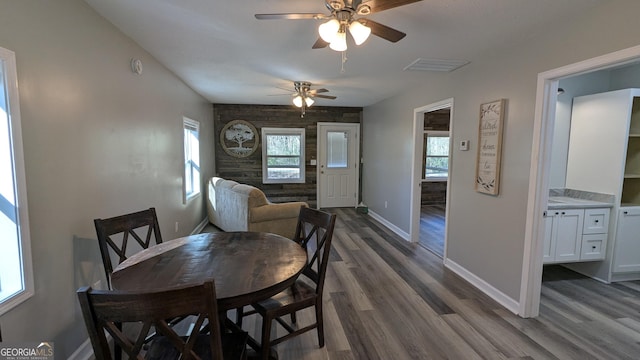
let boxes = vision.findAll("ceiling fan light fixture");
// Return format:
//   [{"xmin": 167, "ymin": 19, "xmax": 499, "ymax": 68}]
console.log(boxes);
[
  {"xmin": 349, "ymin": 20, "xmax": 371, "ymax": 45},
  {"xmin": 293, "ymin": 95, "xmax": 303, "ymax": 107},
  {"xmin": 319, "ymin": 19, "xmax": 340, "ymax": 43},
  {"xmin": 305, "ymin": 97, "xmax": 315, "ymax": 107},
  {"xmin": 329, "ymin": 30, "xmax": 347, "ymax": 51}
]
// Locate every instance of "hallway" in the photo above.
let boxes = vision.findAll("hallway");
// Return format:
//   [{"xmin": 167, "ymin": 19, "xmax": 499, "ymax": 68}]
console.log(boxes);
[{"xmin": 419, "ymin": 204, "xmax": 445, "ymax": 257}]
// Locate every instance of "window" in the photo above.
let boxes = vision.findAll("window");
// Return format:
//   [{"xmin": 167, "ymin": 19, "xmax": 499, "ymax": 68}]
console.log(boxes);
[
  {"xmin": 327, "ymin": 131, "xmax": 348, "ymax": 168},
  {"xmin": 423, "ymin": 131, "xmax": 450, "ymax": 181},
  {"xmin": 183, "ymin": 117, "xmax": 201, "ymax": 203},
  {"xmin": 0, "ymin": 47, "xmax": 34, "ymax": 315},
  {"xmin": 262, "ymin": 128, "xmax": 305, "ymax": 184}
]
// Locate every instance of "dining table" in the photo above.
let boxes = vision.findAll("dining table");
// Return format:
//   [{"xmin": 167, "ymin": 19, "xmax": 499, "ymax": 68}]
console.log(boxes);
[
  {"xmin": 111, "ymin": 231, "xmax": 308, "ymax": 312},
  {"xmin": 111, "ymin": 231, "xmax": 307, "ymax": 358}
]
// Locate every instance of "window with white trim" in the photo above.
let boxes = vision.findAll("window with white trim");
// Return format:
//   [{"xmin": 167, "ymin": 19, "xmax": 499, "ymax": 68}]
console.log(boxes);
[
  {"xmin": 183, "ymin": 117, "xmax": 201, "ymax": 203},
  {"xmin": 262, "ymin": 128, "xmax": 305, "ymax": 184},
  {"xmin": 0, "ymin": 46, "xmax": 34, "ymax": 315},
  {"xmin": 423, "ymin": 131, "xmax": 450, "ymax": 181}
]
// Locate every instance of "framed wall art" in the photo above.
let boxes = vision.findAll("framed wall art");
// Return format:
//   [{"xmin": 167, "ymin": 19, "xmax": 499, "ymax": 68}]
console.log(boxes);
[
  {"xmin": 475, "ymin": 99, "xmax": 506, "ymax": 195},
  {"xmin": 220, "ymin": 119, "xmax": 259, "ymax": 158}
]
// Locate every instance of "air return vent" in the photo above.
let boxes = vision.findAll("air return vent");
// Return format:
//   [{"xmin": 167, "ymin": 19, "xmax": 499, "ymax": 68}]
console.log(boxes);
[{"xmin": 403, "ymin": 58, "xmax": 469, "ymax": 72}]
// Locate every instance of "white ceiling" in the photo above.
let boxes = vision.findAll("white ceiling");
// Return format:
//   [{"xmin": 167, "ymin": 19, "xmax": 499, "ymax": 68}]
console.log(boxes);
[{"xmin": 84, "ymin": 0, "xmax": 604, "ymax": 107}]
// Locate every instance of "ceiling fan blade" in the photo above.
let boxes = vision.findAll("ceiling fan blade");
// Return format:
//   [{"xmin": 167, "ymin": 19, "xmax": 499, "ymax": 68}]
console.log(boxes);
[
  {"xmin": 358, "ymin": 0, "xmax": 422, "ymax": 14},
  {"xmin": 359, "ymin": 19, "xmax": 406, "ymax": 42},
  {"xmin": 255, "ymin": 13, "xmax": 328, "ymax": 20},
  {"xmin": 308, "ymin": 88, "xmax": 329, "ymax": 95},
  {"xmin": 312, "ymin": 37, "xmax": 329, "ymax": 49},
  {"xmin": 313, "ymin": 94, "xmax": 337, "ymax": 100}
]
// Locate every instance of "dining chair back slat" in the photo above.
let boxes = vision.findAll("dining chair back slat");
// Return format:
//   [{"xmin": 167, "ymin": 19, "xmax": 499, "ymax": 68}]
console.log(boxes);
[{"xmin": 94, "ymin": 207, "xmax": 163, "ymax": 289}]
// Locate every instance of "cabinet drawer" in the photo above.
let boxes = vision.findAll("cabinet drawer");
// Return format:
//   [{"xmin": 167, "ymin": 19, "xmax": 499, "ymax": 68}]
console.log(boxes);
[
  {"xmin": 583, "ymin": 208, "xmax": 610, "ymax": 234},
  {"xmin": 581, "ymin": 234, "xmax": 606, "ymax": 261}
]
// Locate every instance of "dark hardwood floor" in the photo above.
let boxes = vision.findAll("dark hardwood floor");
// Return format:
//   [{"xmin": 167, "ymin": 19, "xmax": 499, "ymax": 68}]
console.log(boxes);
[
  {"xmin": 215, "ymin": 208, "xmax": 640, "ymax": 359},
  {"xmin": 419, "ymin": 204, "xmax": 446, "ymax": 257}
]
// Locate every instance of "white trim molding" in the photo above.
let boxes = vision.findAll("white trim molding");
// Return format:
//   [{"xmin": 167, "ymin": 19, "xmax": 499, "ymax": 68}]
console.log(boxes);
[
  {"xmin": 445, "ymin": 258, "xmax": 520, "ymax": 314},
  {"xmin": 367, "ymin": 210, "xmax": 410, "ymax": 241}
]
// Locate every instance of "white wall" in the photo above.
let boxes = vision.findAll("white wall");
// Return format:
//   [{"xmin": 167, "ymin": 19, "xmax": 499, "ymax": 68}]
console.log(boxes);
[
  {"xmin": 550, "ymin": 72, "xmax": 611, "ymax": 188},
  {"xmin": 0, "ymin": 0, "xmax": 214, "ymax": 356},
  {"xmin": 362, "ymin": 0, "xmax": 640, "ymax": 302}
]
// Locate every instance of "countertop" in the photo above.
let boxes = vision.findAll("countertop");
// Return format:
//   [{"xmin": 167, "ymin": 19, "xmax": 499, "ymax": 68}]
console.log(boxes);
[{"xmin": 548, "ymin": 196, "xmax": 614, "ymax": 209}]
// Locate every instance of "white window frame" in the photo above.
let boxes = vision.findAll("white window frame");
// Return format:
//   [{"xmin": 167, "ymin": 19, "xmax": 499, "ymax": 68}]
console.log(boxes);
[
  {"xmin": 262, "ymin": 127, "xmax": 306, "ymax": 184},
  {"xmin": 423, "ymin": 130, "xmax": 450, "ymax": 182},
  {"xmin": 183, "ymin": 117, "xmax": 201, "ymax": 203},
  {"xmin": 0, "ymin": 46, "xmax": 34, "ymax": 315}
]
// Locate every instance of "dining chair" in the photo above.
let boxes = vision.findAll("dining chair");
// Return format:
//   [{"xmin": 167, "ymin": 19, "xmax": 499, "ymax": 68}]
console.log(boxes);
[
  {"xmin": 94, "ymin": 207, "xmax": 163, "ymax": 290},
  {"xmin": 238, "ymin": 207, "xmax": 336, "ymax": 360},
  {"xmin": 77, "ymin": 280, "xmax": 249, "ymax": 360}
]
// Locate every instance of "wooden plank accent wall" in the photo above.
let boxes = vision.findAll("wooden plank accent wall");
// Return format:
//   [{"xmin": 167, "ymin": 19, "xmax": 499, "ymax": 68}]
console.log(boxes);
[{"xmin": 213, "ymin": 104, "xmax": 362, "ymax": 208}]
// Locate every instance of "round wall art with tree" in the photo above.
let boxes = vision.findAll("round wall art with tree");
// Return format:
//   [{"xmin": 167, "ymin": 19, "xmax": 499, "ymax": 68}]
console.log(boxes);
[{"xmin": 220, "ymin": 119, "xmax": 259, "ymax": 158}]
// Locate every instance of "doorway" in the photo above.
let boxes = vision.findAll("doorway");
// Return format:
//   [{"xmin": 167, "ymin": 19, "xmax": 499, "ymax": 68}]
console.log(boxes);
[
  {"xmin": 520, "ymin": 45, "xmax": 640, "ymax": 317},
  {"xmin": 317, "ymin": 122, "xmax": 360, "ymax": 209},
  {"xmin": 410, "ymin": 99, "xmax": 453, "ymax": 259}
]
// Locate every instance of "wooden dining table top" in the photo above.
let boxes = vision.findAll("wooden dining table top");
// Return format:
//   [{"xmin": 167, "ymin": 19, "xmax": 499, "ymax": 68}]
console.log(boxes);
[{"xmin": 111, "ymin": 231, "xmax": 308, "ymax": 311}]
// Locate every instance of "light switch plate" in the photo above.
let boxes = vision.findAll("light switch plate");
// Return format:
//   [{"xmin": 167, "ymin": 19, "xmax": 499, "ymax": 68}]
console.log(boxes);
[
  {"xmin": 459, "ymin": 140, "xmax": 469, "ymax": 151},
  {"xmin": 310, "ymin": 159, "xmax": 317, "ymax": 165}
]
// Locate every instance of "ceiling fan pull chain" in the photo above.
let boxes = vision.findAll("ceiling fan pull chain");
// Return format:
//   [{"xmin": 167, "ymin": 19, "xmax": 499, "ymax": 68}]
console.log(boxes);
[{"xmin": 341, "ymin": 50, "xmax": 348, "ymax": 73}]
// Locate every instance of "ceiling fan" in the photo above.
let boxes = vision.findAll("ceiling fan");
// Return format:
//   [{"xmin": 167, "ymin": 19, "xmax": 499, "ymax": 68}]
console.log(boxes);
[
  {"xmin": 255, "ymin": 0, "xmax": 421, "ymax": 51},
  {"xmin": 286, "ymin": 81, "xmax": 336, "ymax": 117}
]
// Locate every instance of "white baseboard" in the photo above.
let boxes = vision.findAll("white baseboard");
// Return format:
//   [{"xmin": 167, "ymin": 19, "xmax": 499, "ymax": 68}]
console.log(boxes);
[
  {"xmin": 444, "ymin": 258, "xmax": 520, "ymax": 314},
  {"xmin": 367, "ymin": 210, "xmax": 410, "ymax": 241},
  {"xmin": 191, "ymin": 218, "xmax": 209, "ymax": 235},
  {"xmin": 68, "ymin": 338, "xmax": 93, "ymax": 360}
]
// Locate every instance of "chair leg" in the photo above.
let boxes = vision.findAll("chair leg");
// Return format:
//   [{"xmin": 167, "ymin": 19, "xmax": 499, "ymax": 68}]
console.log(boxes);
[
  {"xmin": 315, "ymin": 302, "xmax": 325, "ymax": 348},
  {"xmin": 261, "ymin": 314, "xmax": 273, "ymax": 360},
  {"xmin": 290, "ymin": 311, "xmax": 296, "ymax": 324},
  {"xmin": 236, "ymin": 306, "xmax": 244, "ymax": 327},
  {"xmin": 114, "ymin": 322, "xmax": 122, "ymax": 360}
]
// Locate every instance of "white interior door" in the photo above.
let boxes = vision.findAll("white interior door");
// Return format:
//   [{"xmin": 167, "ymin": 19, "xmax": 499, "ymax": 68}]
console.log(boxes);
[{"xmin": 317, "ymin": 123, "xmax": 360, "ymax": 208}]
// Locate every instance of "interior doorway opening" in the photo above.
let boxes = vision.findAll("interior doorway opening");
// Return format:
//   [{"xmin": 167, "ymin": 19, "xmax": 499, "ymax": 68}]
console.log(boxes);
[
  {"xmin": 410, "ymin": 99, "xmax": 453, "ymax": 259},
  {"xmin": 521, "ymin": 44, "xmax": 640, "ymax": 317}
]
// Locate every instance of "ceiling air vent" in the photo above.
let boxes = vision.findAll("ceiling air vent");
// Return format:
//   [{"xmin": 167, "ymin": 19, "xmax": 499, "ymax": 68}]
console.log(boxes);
[{"xmin": 403, "ymin": 58, "xmax": 469, "ymax": 72}]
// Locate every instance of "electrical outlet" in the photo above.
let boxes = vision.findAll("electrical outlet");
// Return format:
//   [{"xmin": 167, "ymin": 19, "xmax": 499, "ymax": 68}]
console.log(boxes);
[
  {"xmin": 385, "ymin": 201, "xmax": 388, "ymax": 208},
  {"xmin": 175, "ymin": 221, "xmax": 179, "ymax": 233}
]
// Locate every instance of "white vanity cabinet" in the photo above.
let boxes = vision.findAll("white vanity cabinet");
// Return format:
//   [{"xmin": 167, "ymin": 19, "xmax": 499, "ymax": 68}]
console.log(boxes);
[
  {"xmin": 543, "ymin": 207, "xmax": 610, "ymax": 264},
  {"xmin": 612, "ymin": 207, "xmax": 640, "ymax": 273},
  {"xmin": 565, "ymin": 88, "xmax": 640, "ymax": 280}
]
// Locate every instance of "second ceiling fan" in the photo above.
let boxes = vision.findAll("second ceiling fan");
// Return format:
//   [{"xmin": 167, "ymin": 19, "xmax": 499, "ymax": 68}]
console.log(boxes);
[{"xmin": 255, "ymin": 0, "xmax": 422, "ymax": 51}]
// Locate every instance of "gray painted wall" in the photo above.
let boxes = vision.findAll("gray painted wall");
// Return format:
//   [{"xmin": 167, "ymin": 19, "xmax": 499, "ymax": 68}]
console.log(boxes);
[
  {"xmin": 362, "ymin": 0, "xmax": 640, "ymax": 301},
  {"xmin": 0, "ymin": 0, "xmax": 214, "ymax": 356}
]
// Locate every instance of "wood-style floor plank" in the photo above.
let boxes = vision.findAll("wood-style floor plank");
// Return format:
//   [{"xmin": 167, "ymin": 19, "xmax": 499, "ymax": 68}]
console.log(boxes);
[{"xmin": 213, "ymin": 208, "xmax": 640, "ymax": 359}]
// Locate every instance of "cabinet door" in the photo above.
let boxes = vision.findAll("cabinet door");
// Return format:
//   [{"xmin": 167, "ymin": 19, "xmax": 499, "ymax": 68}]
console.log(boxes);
[
  {"xmin": 613, "ymin": 207, "xmax": 640, "ymax": 273},
  {"xmin": 583, "ymin": 208, "xmax": 610, "ymax": 234},
  {"xmin": 554, "ymin": 209, "xmax": 584, "ymax": 262},
  {"xmin": 543, "ymin": 211, "xmax": 556, "ymax": 264}
]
